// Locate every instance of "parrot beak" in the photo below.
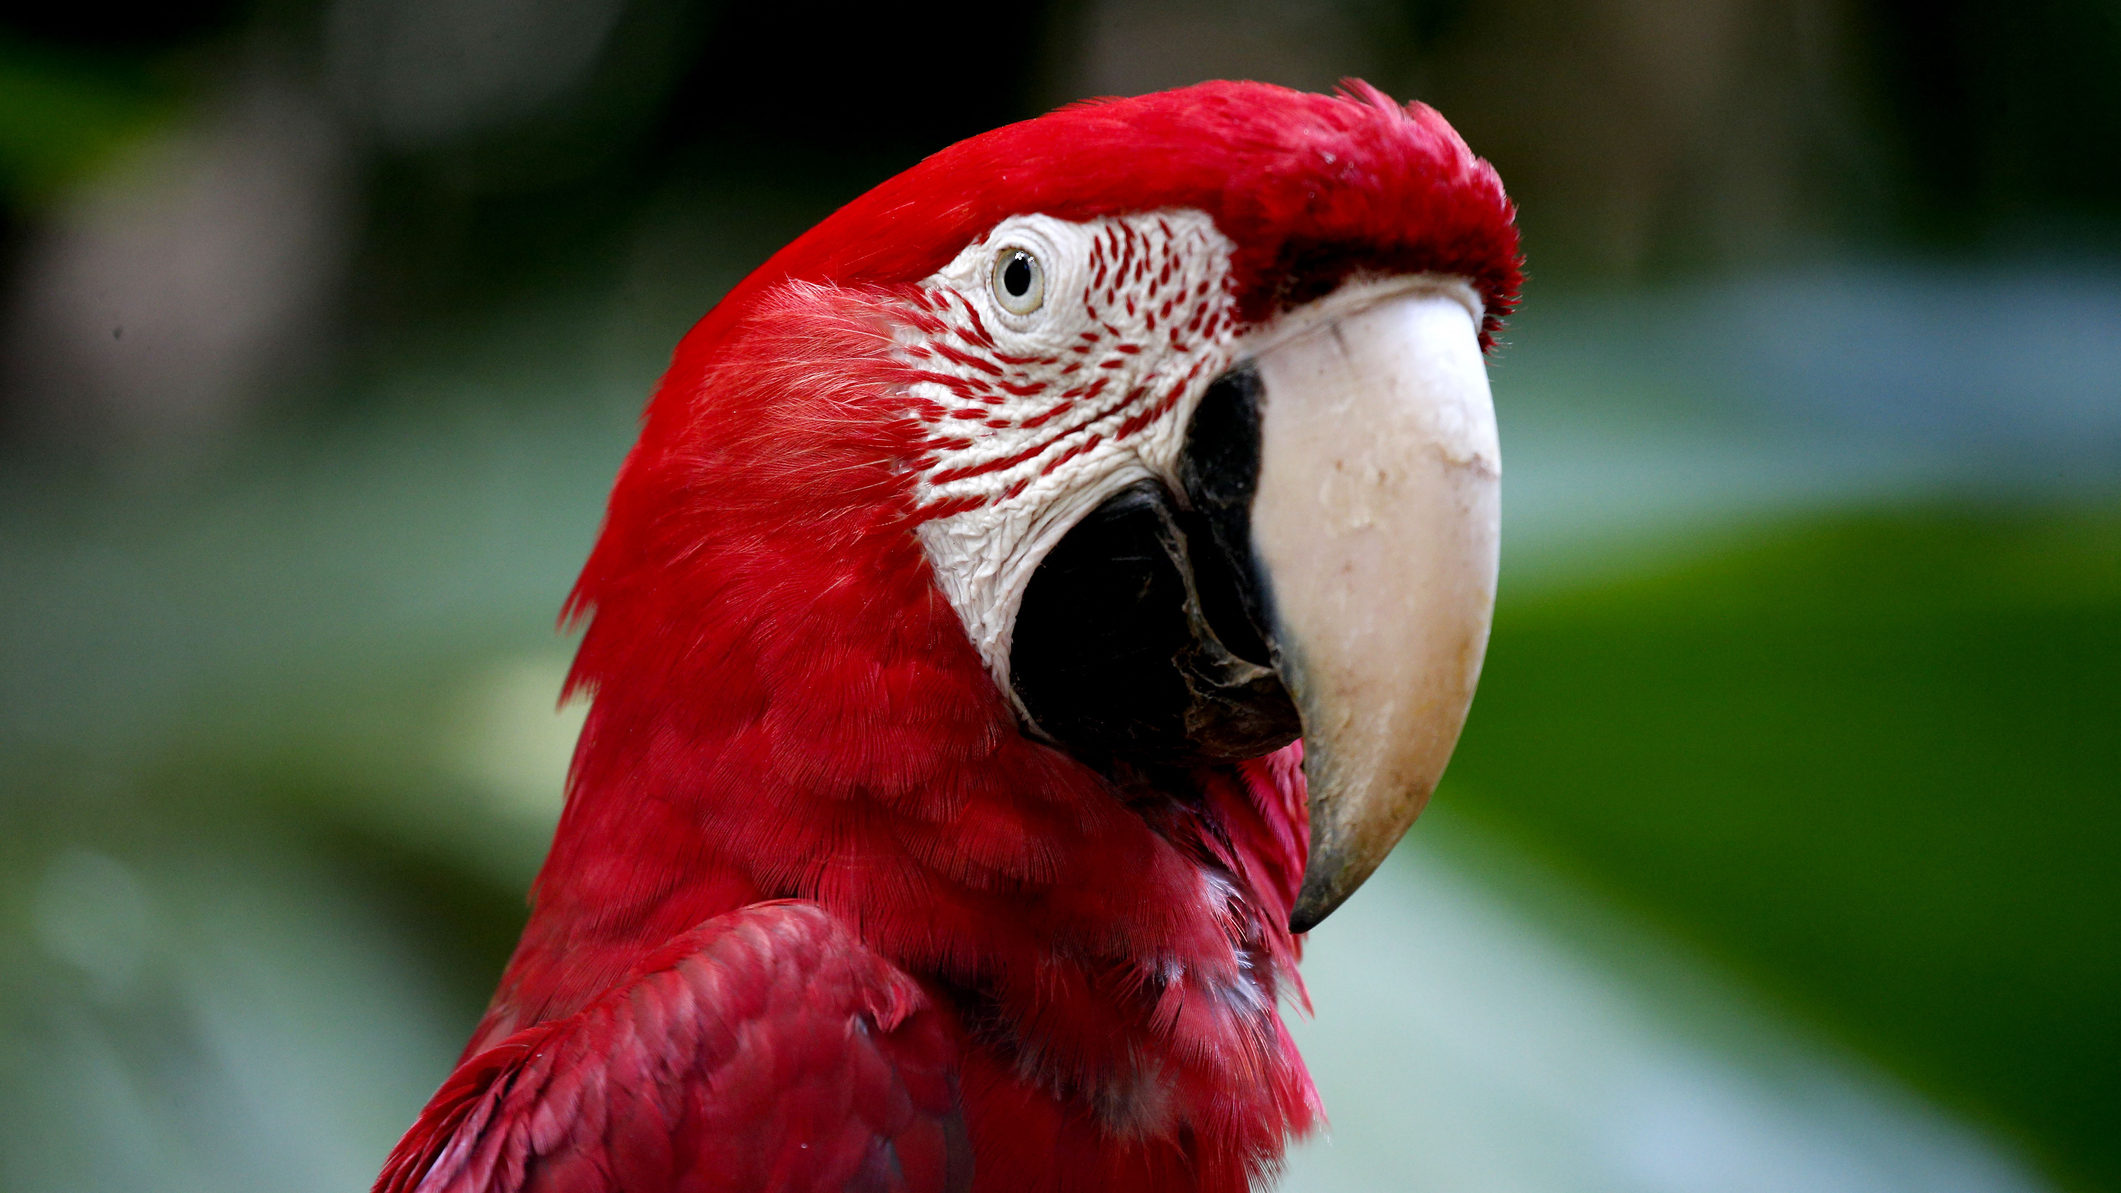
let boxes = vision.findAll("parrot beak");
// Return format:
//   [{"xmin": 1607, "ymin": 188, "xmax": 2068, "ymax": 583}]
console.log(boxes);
[
  {"xmin": 1244, "ymin": 279, "xmax": 1500, "ymax": 933},
  {"xmin": 1006, "ymin": 277, "xmax": 1500, "ymax": 934}
]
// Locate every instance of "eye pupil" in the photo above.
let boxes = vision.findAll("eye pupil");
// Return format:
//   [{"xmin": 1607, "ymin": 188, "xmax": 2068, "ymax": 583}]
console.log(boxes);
[
  {"xmin": 991, "ymin": 245, "xmax": 1045, "ymax": 314},
  {"xmin": 1003, "ymin": 254, "xmax": 1033, "ymax": 296}
]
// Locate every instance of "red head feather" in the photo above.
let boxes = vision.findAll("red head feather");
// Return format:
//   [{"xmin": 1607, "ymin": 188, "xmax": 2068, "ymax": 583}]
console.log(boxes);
[{"xmin": 678, "ymin": 80, "xmax": 1517, "ymax": 353}]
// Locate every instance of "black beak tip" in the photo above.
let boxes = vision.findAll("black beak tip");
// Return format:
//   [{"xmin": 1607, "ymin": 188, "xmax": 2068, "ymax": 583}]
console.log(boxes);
[
  {"xmin": 1288, "ymin": 903, "xmax": 1325, "ymax": 936},
  {"xmin": 1287, "ymin": 868, "xmax": 1339, "ymax": 935}
]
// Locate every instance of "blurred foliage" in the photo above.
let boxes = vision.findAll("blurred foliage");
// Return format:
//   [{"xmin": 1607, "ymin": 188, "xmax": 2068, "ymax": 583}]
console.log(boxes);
[
  {"xmin": 0, "ymin": 39, "xmax": 180, "ymax": 203},
  {"xmin": 1, "ymin": 0, "xmax": 2118, "ymax": 1190},
  {"xmin": 1452, "ymin": 507, "xmax": 2121, "ymax": 1189},
  {"xmin": 5, "ymin": 0, "xmax": 2119, "ymax": 331},
  {"xmin": 1860, "ymin": 0, "xmax": 2121, "ymax": 231}
]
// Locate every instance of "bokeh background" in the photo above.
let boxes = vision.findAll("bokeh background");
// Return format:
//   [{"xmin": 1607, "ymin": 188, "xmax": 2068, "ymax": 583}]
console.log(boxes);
[{"xmin": 1, "ymin": 2, "xmax": 2116, "ymax": 1190}]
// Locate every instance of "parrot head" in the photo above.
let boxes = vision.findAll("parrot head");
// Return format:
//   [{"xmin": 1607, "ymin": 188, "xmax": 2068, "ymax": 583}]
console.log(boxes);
[{"xmin": 507, "ymin": 78, "xmax": 1518, "ymax": 1183}]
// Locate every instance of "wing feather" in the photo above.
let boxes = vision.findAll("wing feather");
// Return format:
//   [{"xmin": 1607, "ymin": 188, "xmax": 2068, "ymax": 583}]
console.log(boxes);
[{"xmin": 376, "ymin": 902, "xmax": 968, "ymax": 1193}]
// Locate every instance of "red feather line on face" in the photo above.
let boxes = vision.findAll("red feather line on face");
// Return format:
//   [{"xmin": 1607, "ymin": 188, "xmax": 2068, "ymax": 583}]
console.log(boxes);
[
  {"xmin": 385, "ymin": 80, "xmax": 1517, "ymax": 1193},
  {"xmin": 902, "ymin": 211, "xmax": 1234, "ymax": 523}
]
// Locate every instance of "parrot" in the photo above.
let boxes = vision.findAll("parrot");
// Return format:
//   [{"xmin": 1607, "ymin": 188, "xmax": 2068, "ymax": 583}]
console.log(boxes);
[{"xmin": 374, "ymin": 80, "xmax": 1520, "ymax": 1193}]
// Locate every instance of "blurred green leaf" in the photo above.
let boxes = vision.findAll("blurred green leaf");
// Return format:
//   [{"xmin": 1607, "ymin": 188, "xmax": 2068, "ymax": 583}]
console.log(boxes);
[
  {"xmin": 1452, "ymin": 506, "xmax": 2121, "ymax": 1190},
  {"xmin": 0, "ymin": 39, "xmax": 176, "ymax": 203}
]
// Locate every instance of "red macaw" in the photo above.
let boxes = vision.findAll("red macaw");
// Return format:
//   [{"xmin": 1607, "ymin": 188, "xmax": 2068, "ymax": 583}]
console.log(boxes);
[{"xmin": 375, "ymin": 80, "xmax": 1519, "ymax": 1193}]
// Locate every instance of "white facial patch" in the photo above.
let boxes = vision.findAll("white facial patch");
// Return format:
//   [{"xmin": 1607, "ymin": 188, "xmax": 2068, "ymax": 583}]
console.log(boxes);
[{"xmin": 902, "ymin": 210, "xmax": 1242, "ymax": 689}]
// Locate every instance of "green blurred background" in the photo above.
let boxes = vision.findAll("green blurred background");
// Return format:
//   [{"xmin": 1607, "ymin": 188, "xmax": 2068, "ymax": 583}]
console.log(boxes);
[{"xmin": 1, "ymin": 2, "xmax": 2115, "ymax": 1191}]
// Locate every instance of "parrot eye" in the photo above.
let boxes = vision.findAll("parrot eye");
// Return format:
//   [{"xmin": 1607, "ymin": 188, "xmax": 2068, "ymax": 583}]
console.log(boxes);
[{"xmin": 991, "ymin": 247, "xmax": 1045, "ymax": 315}]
